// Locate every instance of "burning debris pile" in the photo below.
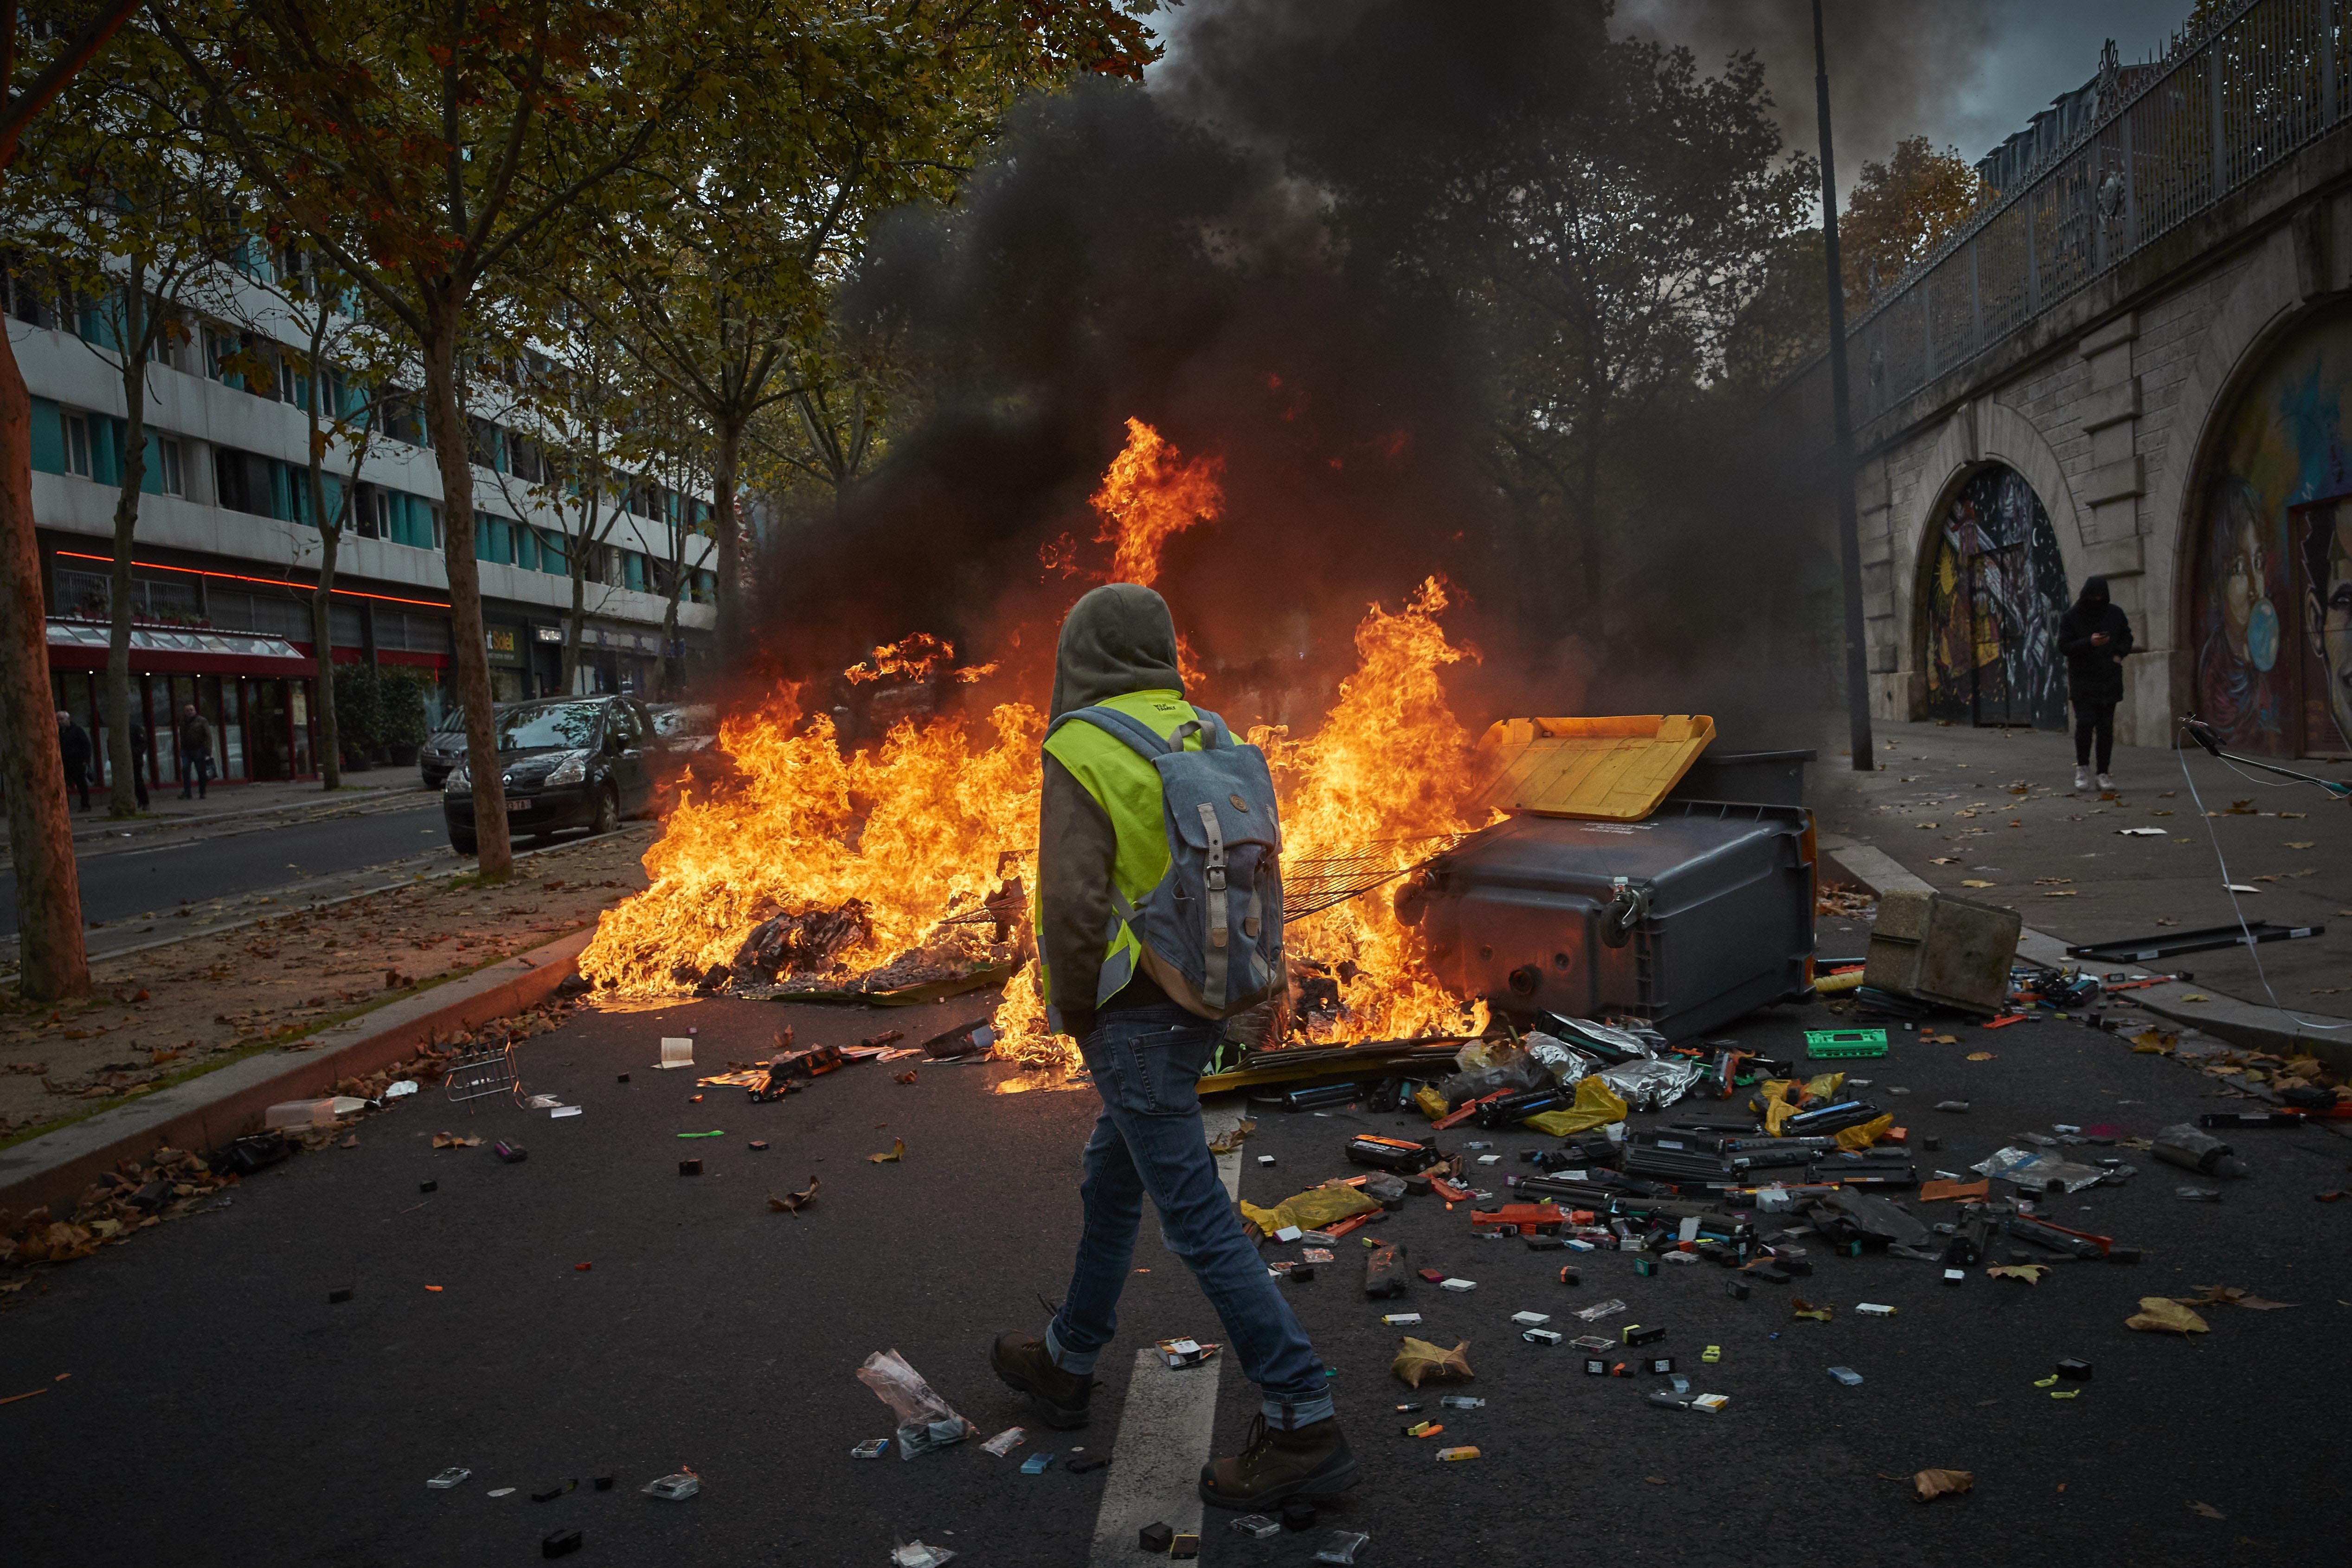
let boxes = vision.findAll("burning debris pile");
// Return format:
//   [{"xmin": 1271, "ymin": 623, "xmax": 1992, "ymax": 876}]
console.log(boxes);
[{"xmin": 578, "ymin": 421, "xmax": 1492, "ymax": 1059}]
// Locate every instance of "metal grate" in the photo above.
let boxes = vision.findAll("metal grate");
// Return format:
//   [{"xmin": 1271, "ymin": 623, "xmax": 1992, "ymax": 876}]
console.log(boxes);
[
  {"xmin": 1281, "ymin": 834, "xmax": 1470, "ymax": 923},
  {"xmin": 443, "ymin": 1040, "xmax": 521, "ymax": 1110}
]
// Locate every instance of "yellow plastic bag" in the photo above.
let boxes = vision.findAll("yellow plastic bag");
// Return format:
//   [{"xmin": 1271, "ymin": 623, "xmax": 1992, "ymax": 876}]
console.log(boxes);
[
  {"xmin": 1834, "ymin": 1113, "xmax": 1893, "ymax": 1150},
  {"xmin": 1239, "ymin": 1182, "xmax": 1383, "ymax": 1239},
  {"xmin": 1412, "ymin": 1085, "xmax": 1449, "ymax": 1121},
  {"xmin": 1522, "ymin": 1075, "xmax": 1629, "ymax": 1137}
]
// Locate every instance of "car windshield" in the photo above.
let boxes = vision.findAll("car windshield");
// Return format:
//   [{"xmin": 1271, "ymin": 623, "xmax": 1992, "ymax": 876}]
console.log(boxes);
[
  {"xmin": 432, "ymin": 710, "xmax": 464, "ymax": 735},
  {"xmin": 494, "ymin": 702, "xmax": 601, "ymax": 751},
  {"xmin": 652, "ymin": 706, "xmax": 714, "ymax": 737}
]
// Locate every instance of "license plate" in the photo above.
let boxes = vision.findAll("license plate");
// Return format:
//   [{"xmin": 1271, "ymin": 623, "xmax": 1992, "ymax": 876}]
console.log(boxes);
[{"xmin": 504, "ymin": 800, "xmax": 530, "ymax": 813}]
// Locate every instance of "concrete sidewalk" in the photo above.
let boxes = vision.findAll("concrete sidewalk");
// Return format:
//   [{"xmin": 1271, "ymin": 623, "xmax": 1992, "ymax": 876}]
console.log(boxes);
[
  {"xmin": 1814, "ymin": 718, "xmax": 2352, "ymax": 1066},
  {"xmin": 58, "ymin": 771, "xmax": 430, "ymax": 841}
]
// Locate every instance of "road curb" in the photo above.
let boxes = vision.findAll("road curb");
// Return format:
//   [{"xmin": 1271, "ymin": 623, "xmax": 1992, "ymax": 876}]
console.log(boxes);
[
  {"xmin": 1819, "ymin": 834, "xmax": 2352, "ymax": 1073},
  {"xmin": 0, "ymin": 925, "xmax": 598, "ymax": 1219}
]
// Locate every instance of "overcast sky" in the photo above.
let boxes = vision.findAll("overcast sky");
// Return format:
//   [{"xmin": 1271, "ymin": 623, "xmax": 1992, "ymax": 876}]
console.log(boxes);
[
  {"xmin": 1617, "ymin": 0, "xmax": 2194, "ymax": 180},
  {"xmin": 1154, "ymin": 1, "xmax": 2198, "ymax": 193}
]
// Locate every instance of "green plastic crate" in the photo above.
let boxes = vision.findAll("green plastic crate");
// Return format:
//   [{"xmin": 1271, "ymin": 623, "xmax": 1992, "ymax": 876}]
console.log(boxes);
[{"xmin": 1804, "ymin": 1028, "xmax": 1888, "ymax": 1059}]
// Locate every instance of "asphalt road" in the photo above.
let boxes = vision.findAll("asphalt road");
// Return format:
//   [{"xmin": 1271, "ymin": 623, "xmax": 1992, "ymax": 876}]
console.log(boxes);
[
  {"xmin": 0, "ymin": 800, "xmax": 455, "ymax": 938},
  {"xmin": 2, "ymin": 974, "xmax": 2344, "ymax": 1566}
]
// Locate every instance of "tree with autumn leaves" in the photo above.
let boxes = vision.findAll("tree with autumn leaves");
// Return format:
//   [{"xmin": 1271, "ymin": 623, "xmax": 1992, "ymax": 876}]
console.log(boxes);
[{"xmin": 0, "ymin": 0, "xmax": 1156, "ymax": 996}]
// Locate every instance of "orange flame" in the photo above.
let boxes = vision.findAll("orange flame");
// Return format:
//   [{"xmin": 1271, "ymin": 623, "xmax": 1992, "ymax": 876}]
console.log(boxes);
[
  {"xmin": 1260, "ymin": 577, "xmax": 1488, "ymax": 1042},
  {"xmin": 582, "ymin": 432, "xmax": 1491, "ymax": 1070},
  {"xmin": 1091, "ymin": 418, "xmax": 1222, "ymax": 586},
  {"xmin": 844, "ymin": 633, "xmax": 957, "ymax": 685}
]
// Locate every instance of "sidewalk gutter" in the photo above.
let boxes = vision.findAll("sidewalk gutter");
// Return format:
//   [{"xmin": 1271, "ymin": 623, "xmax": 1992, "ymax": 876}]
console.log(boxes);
[
  {"xmin": 0, "ymin": 925, "xmax": 596, "ymax": 1218},
  {"xmin": 1820, "ymin": 835, "xmax": 2352, "ymax": 1073}
]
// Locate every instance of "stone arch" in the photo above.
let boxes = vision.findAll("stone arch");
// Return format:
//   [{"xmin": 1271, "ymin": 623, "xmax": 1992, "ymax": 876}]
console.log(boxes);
[
  {"xmin": 1911, "ymin": 457, "xmax": 2074, "ymax": 728},
  {"xmin": 1896, "ymin": 400, "xmax": 2084, "ymax": 725},
  {"xmin": 2146, "ymin": 227, "xmax": 2307, "ymax": 713}
]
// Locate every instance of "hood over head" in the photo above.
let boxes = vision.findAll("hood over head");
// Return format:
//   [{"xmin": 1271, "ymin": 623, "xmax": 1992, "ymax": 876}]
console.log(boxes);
[
  {"xmin": 2076, "ymin": 575, "xmax": 2111, "ymax": 608},
  {"xmin": 1051, "ymin": 583, "xmax": 1185, "ymax": 719}
]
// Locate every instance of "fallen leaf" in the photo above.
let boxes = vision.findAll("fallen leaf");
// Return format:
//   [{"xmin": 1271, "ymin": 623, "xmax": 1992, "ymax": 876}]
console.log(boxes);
[
  {"xmin": 2126, "ymin": 1297, "xmax": 2209, "ymax": 1334},
  {"xmin": 2130, "ymin": 1028, "xmax": 2178, "ymax": 1054},
  {"xmin": 1643, "ymin": 1476, "xmax": 1666, "ymax": 1485},
  {"xmin": 1986, "ymin": 1264, "xmax": 2047, "ymax": 1285},
  {"xmin": 767, "ymin": 1177, "xmax": 821, "ymax": 1214},
  {"xmin": 1207, "ymin": 1118, "xmax": 1259, "ymax": 1155},
  {"xmin": 424, "ymin": 1285, "xmax": 443, "ymax": 1293},
  {"xmin": 2176, "ymin": 1284, "xmax": 2300, "ymax": 1310},
  {"xmin": 2042, "ymin": 889, "xmax": 2078, "ymax": 898},
  {"xmin": 2287, "ymin": 841, "xmax": 2316, "ymax": 849},
  {"xmin": 1923, "ymin": 1032, "xmax": 1959, "ymax": 1045},
  {"xmin": 1391, "ymin": 1336, "xmax": 1475, "ymax": 1388},
  {"xmin": 1914, "ymin": 1468, "xmax": 1973, "ymax": 1503},
  {"xmin": 867, "ymin": 1137, "xmax": 906, "ymax": 1164},
  {"xmin": 431, "ymin": 1133, "xmax": 482, "ymax": 1149},
  {"xmin": 893, "ymin": 1069, "xmax": 919, "ymax": 1085},
  {"xmin": 2189, "ymin": 1502, "xmax": 2225, "ymax": 1519},
  {"xmin": 2180, "ymin": 993, "xmax": 2210, "ymax": 1002},
  {"xmin": 1961, "ymin": 880, "xmax": 1994, "ymax": 888},
  {"xmin": 1915, "ymin": 822, "xmax": 1938, "ymax": 829},
  {"xmin": 1792, "ymin": 1299, "xmax": 1833, "ymax": 1321},
  {"xmin": 1929, "ymin": 856, "xmax": 1960, "ymax": 865},
  {"xmin": 2033, "ymin": 876, "xmax": 2074, "ymax": 886},
  {"xmin": 1966, "ymin": 1051, "xmax": 1995, "ymax": 1061}
]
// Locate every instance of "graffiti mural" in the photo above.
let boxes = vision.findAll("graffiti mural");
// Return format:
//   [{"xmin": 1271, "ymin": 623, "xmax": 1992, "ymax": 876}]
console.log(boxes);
[
  {"xmin": 2192, "ymin": 308, "xmax": 2352, "ymax": 757},
  {"xmin": 1922, "ymin": 465, "xmax": 2071, "ymax": 728}
]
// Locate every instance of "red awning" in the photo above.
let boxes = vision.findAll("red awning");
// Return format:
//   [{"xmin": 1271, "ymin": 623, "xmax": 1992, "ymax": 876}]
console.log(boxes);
[{"xmin": 46, "ymin": 620, "xmax": 318, "ymax": 678}]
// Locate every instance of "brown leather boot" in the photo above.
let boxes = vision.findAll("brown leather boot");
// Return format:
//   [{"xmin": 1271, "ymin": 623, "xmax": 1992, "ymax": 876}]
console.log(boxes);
[
  {"xmin": 1199, "ymin": 1415, "xmax": 1357, "ymax": 1508},
  {"xmin": 989, "ymin": 1332, "xmax": 1093, "ymax": 1429}
]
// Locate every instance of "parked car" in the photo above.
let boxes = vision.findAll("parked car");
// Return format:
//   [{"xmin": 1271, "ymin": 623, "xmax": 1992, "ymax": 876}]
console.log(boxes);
[
  {"xmin": 418, "ymin": 708, "xmax": 466, "ymax": 790},
  {"xmin": 441, "ymin": 696, "xmax": 659, "ymax": 855}
]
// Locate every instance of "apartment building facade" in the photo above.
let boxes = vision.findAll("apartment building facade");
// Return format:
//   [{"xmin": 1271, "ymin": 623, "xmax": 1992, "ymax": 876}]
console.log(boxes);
[{"xmin": 12, "ymin": 266, "xmax": 719, "ymax": 792}]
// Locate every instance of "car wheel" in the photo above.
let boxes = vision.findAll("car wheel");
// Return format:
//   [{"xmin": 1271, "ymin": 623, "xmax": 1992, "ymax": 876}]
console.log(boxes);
[
  {"xmin": 591, "ymin": 784, "xmax": 619, "ymax": 835},
  {"xmin": 450, "ymin": 827, "xmax": 478, "ymax": 856}
]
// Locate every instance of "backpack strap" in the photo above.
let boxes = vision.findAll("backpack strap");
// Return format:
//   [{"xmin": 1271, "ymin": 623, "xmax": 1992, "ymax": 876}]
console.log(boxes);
[
  {"xmin": 1047, "ymin": 705, "xmax": 1172, "ymax": 758},
  {"xmin": 1047, "ymin": 703, "xmax": 1232, "ymax": 757}
]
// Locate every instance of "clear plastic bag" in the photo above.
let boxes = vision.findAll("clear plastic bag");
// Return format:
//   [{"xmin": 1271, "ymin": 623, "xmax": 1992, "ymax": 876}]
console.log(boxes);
[
  {"xmin": 1970, "ymin": 1146, "xmax": 2106, "ymax": 1194},
  {"xmin": 856, "ymin": 1350, "xmax": 978, "ymax": 1459},
  {"xmin": 1314, "ymin": 1530, "xmax": 1373, "ymax": 1564}
]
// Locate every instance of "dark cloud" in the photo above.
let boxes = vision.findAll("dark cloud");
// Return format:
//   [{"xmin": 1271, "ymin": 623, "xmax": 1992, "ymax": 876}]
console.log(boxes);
[{"xmin": 755, "ymin": 2, "xmax": 1835, "ymax": 753}]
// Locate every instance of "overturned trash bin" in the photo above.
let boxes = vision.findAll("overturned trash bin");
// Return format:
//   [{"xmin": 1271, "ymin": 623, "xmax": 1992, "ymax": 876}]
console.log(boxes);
[{"xmin": 1398, "ymin": 717, "xmax": 1816, "ymax": 1041}]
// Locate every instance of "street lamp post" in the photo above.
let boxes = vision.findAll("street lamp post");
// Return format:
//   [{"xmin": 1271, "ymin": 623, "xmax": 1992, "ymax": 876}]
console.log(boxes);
[{"xmin": 1814, "ymin": 0, "xmax": 1877, "ymax": 771}]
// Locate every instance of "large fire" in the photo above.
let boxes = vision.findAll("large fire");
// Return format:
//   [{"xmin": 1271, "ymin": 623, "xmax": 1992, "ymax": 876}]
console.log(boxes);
[{"xmin": 579, "ymin": 419, "xmax": 1490, "ymax": 1060}]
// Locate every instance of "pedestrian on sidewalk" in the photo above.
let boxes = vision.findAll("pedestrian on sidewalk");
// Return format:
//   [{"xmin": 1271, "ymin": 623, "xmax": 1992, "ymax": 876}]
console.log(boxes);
[
  {"xmin": 56, "ymin": 709, "xmax": 91, "ymax": 811},
  {"xmin": 2060, "ymin": 574, "xmax": 2134, "ymax": 791},
  {"xmin": 129, "ymin": 718, "xmax": 152, "ymax": 809},
  {"xmin": 177, "ymin": 703, "xmax": 214, "ymax": 800},
  {"xmin": 990, "ymin": 583, "xmax": 1355, "ymax": 1512}
]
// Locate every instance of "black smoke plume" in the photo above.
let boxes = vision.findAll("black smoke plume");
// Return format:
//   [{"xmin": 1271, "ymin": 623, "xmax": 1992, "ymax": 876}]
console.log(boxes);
[{"xmin": 755, "ymin": 1, "xmax": 1837, "ymax": 754}]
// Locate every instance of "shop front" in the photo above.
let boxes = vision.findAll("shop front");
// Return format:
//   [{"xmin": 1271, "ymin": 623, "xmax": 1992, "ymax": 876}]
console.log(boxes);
[{"xmin": 46, "ymin": 619, "xmax": 320, "ymax": 789}]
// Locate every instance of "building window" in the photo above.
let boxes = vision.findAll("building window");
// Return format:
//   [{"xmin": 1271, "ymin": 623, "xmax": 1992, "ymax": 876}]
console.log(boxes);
[
  {"xmin": 356, "ymin": 485, "xmax": 390, "ymax": 540},
  {"xmin": 156, "ymin": 437, "xmax": 184, "ymax": 496},
  {"xmin": 62, "ymin": 411, "xmax": 91, "ymax": 477}
]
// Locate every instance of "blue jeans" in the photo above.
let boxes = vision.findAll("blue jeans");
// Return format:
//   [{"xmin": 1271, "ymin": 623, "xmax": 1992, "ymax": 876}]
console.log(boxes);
[{"xmin": 1045, "ymin": 1002, "xmax": 1333, "ymax": 1429}]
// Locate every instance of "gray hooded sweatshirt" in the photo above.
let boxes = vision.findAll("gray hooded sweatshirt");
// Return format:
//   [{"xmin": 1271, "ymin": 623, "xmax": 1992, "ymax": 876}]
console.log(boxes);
[{"xmin": 1037, "ymin": 583, "xmax": 1185, "ymax": 1037}]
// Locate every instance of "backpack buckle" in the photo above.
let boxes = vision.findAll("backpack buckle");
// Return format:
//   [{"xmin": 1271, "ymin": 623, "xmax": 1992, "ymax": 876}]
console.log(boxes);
[{"xmin": 1205, "ymin": 867, "xmax": 1227, "ymax": 892}]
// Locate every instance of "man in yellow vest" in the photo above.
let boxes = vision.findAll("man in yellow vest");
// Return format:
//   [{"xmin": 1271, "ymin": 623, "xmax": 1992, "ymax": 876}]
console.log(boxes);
[{"xmin": 991, "ymin": 583, "xmax": 1355, "ymax": 1510}]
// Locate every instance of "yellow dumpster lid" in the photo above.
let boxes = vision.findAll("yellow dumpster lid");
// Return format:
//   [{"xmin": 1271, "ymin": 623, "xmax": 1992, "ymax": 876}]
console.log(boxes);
[{"xmin": 1468, "ymin": 714, "xmax": 1716, "ymax": 821}]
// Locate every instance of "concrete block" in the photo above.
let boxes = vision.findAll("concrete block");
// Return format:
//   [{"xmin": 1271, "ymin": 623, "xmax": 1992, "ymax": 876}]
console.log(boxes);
[
  {"xmin": 2077, "ymin": 377, "xmax": 2141, "ymax": 432},
  {"xmin": 2080, "ymin": 455, "xmax": 2145, "ymax": 506}
]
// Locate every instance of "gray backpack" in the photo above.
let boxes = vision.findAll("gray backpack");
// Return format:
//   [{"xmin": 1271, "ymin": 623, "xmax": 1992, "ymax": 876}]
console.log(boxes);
[{"xmin": 1049, "ymin": 704, "xmax": 1285, "ymax": 1020}]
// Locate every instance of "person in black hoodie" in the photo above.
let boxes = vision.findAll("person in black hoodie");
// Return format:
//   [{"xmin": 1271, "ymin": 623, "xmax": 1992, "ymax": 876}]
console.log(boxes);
[
  {"xmin": 2058, "ymin": 575, "xmax": 2134, "ymax": 790},
  {"xmin": 56, "ymin": 709, "xmax": 92, "ymax": 810}
]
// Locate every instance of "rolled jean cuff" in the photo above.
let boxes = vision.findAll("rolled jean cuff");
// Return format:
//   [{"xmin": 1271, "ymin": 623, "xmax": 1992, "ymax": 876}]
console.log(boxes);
[
  {"xmin": 1045, "ymin": 1321, "xmax": 1099, "ymax": 1376},
  {"xmin": 1261, "ymin": 1392, "xmax": 1335, "ymax": 1430}
]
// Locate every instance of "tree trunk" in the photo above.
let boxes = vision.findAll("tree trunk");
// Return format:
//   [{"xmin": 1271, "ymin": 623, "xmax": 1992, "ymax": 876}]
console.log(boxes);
[
  {"xmin": 105, "ymin": 275, "xmax": 149, "ymax": 818},
  {"xmin": 564, "ymin": 547, "xmax": 586, "ymax": 695},
  {"xmin": 712, "ymin": 418, "xmax": 741, "ymax": 665},
  {"xmin": 419, "ymin": 304, "xmax": 511, "ymax": 880},
  {"xmin": 304, "ymin": 315, "xmax": 342, "ymax": 791},
  {"xmin": 0, "ymin": 322, "xmax": 90, "ymax": 999}
]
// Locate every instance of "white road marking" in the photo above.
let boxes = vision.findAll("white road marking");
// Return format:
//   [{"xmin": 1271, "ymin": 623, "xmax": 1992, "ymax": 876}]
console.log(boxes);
[{"xmin": 1085, "ymin": 1099, "xmax": 1248, "ymax": 1564}]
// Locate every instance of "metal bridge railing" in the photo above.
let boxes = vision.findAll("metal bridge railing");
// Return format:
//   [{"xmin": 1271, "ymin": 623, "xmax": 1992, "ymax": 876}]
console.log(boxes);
[{"xmin": 1845, "ymin": 0, "xmax": 2349, "ymax": 420}]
